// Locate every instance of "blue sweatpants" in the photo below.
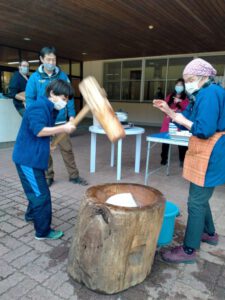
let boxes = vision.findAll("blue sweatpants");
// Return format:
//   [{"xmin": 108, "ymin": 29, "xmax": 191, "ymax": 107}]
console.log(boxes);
[{"xmin": 15, "ymin": 164, "xmax": 52, "ymax": 237}]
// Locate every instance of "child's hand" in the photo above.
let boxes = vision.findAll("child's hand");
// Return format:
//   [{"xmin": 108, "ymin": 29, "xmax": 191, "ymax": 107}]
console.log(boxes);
[{"xmin": 63, "ymin": 122, "xmax": 76, "ymax": 134}]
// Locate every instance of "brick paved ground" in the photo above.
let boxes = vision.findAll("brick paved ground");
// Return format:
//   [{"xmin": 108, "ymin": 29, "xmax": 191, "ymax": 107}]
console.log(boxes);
[{"xmin": 0, "ymin": 126, "xmax": 225, "ymax": 299}]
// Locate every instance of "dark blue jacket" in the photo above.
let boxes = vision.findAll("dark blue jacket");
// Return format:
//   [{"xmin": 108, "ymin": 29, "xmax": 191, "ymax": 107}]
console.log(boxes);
[
  {"xmin": 13, "ymin": 97, "xmax": 55, "ymax": 170},
  {"xmin": 25, "ymin": 65, "xmax": 75, "ymax": 124},
  {"xmin": 8, "ymin": 71, "xmax": 28, "ymax": 110}
]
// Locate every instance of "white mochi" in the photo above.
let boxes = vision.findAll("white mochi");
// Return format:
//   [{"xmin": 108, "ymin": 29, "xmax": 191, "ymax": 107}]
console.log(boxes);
[{"xmin": 106, "ymin": 193, "xmax": 138, "ymax": 207}]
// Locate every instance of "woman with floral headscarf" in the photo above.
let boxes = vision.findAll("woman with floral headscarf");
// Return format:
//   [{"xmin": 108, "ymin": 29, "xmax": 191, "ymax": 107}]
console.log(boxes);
[{"xmin": 153, "ymin": 58, "xmax": 225, "ymax": 264}]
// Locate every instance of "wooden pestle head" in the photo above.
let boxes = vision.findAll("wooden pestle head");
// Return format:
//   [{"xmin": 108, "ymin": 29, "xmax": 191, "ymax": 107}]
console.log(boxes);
[{"xmin": 79, "ymin": 76, "xmax": 125, "ymax": 143}]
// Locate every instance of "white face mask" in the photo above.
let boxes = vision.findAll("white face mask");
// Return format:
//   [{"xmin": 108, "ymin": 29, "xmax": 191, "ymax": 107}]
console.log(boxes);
[
  {"xmin": 185, "ymin": 79, "xmax": 201, "ymax": 95},
  {"xmin": 54, "ymin": 98, "xmax": 67, "ymax": 110}
]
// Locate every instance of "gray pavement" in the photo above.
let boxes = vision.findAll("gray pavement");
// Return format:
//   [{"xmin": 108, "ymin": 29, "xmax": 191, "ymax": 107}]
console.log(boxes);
[{"xmin": 0, "ymin": 126, "xmax": 225, "ymax": 299}]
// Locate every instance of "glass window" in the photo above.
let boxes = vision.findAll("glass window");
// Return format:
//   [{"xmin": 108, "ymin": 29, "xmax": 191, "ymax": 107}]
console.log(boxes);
[
  {"xmin": 103, "ymin": 54, "xmax": 225, "ymax": 102},
  {"xmin": 103, "ymin": 62, "xmax": 121, "ymax": 100},
  {"xmin": 144, "ymin": 59, "xmax": 167, "ymax": 101},
  {"xmin": 104, "ymin": 81, "xmax": 120, "ymax": 100},
  {"xmin": 122, "ymin": 81, "xmax": 141, "ymax": 101},
  {"xmin": 103, "ymin": 62, "xmax": 121, "ymax": 81},
  {"xmin": 71, "ymin": 61, "xmax": 81, "ymax": 76},
  {"xmin": 201, "ymin": 55, "xmax": 225, "ymax": 76},
  {"xmin": 145, "ymin": 59, "xmax": 167, "ymax": 80},
  {"xmin": 121, "ymin": 60, "xmax": 142, "ymax": 101},
  {"xmin": 57, "ymin": 57, "xmax": 70, "ymax": 74},
  {"xmin": 167, "ymin": 57, "xmax": 192, "ymax": 80},
  {"xmin": 122, "ymin": 60, "xmax": 142, "ymax": 80},
  {"xmin": 0, "ymin": 46, "xmax": 19, "ymax": 67},
  {"xmin": 144, "ymin": 81, "xmax": 165, "ymax": 101}
]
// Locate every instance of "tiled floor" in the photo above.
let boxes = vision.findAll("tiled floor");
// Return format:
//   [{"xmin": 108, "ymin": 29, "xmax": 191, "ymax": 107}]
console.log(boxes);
[{"xmin": 0, "ymin": 126, "xmax": 225, "ymax": 299}]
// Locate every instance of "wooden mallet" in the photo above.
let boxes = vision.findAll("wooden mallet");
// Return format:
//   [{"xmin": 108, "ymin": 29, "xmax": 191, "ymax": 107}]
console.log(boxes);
[{"xmin": 52, "ymin": 76, "xmax": 126, "ymax": 146}]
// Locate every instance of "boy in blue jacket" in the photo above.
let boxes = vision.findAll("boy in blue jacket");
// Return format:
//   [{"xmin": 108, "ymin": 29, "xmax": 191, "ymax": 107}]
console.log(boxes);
[
  {"xmin": 25, "ymin": 46, "xmax": 87, "ymax": 187},
  {"xmin": 13, "ymin": 79, "xmax": 75, "ymax": 240}
]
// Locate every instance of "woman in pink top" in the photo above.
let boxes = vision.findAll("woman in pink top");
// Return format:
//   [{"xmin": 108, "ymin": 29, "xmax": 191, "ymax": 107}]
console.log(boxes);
[{"xmin": 160, "ymin": 78, "xmax": 189, "ymax": 166}]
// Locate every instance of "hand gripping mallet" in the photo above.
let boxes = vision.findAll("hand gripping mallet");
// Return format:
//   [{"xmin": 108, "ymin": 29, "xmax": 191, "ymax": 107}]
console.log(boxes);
[{"xmin": 51, "ymin": 76, "xmax": 126, "ymax": 147}]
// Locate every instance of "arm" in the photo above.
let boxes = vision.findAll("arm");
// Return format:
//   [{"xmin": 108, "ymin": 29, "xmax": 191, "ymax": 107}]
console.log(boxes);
[
  {"xmin": 8, "ymin": 73, "xmax": 19, "ymax": 98},
  {"xmin": 37, "ymin": 122, "xmax": 75, "ymax": 137},
  {"xmin": 25, "ymin": 74, "xmax": 37, "ymax": 108},
  {"xmin": 15, "ymin": 92, "xmax": 25, "ymax": 101},
  {"xmin": 27, "ymin": 105, "xmax": 75, "ymax": 138},
  {"xmin": 153, "ymin": 99, "xmax": 193, "ymax": 130},
  {"xmin": 172, "ymin": 113, "xmax": 193, "ymax": 130}
]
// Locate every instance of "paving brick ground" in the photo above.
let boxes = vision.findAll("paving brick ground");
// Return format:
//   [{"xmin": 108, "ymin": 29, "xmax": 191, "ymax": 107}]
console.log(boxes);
[{"xmin": 0, "ymin": 126, "xmax": 225, "ymax": 299}]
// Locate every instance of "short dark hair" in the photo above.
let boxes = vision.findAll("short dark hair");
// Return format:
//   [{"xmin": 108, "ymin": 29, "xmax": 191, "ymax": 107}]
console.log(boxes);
[
  {"xmin": 175, "ymin": 78, "xmax": 185, "ymax": 86},
  {"xmin": 19, "ymin": 60, "xmax": 29, "ymax": 66},
  {"xmin": 40, "ymin": 46, "xmax": 56, "ymax": 58},
  {"xmin": 46, "ymin": 79, "xmax": 74, "ymax": 100}
]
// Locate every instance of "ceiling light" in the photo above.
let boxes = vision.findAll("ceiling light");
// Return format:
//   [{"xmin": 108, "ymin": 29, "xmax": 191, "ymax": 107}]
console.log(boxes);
[
  {"xmin": 23, "ymin": 37, "xmax": 31, "ymax": 41},
  {"xmin": 8, "ymin": 61, "xmax": 20, "ymax": 65},
  {"xmin": 148, "ymin": 25, "xmax": 154, "ymax": 30},
  {"xmin": 82, "ymin": 52, "xmax": 87, "ymax": 55},
  {"xmin": 8, "ymin": 59, "xmax": 39, "ymax": 65},
  {"xmin": 28, "ymin": 60, "xmax": 39, "ymax": 63}
]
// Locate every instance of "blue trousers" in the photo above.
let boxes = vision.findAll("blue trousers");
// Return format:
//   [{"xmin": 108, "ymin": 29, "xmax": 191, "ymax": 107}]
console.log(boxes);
[
  {"xmin": 184, "ymin": 183, "xmax": 215, "ymax": 249},
  {"xmin": 16, "ymin": 164, "xmax": 52, "ymax": 237}
]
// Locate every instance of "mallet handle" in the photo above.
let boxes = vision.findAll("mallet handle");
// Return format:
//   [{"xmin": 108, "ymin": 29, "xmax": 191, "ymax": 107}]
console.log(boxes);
[{"xmin": 52, "ymin": 104, "xmax": 90, "ymax": 146}]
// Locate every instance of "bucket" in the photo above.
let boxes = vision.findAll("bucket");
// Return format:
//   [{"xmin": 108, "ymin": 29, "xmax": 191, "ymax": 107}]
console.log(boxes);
[{"xmin": 157, "ymin": 201, "xmax": 179, "ymax": 246}]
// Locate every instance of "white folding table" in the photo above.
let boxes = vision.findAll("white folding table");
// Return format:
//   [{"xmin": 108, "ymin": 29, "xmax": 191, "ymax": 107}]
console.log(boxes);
[
  {"xmin": 89, "ymin": 125, "xmax": 145, "ymax": 180},
  {"xmin": 144, "ymin": 132, "xmax": 189, "ymax": 185}
]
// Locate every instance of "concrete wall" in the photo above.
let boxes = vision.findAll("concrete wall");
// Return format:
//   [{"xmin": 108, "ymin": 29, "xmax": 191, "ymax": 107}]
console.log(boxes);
[
  {"xmin": 108, "ymin": 102, "xmax": 163, "ymax": 126},
  {"xmin": 83, "ymin": 60, "xmax": 104, "ymax": 84},
  {"xmin": 83, "ymin": 60, "xmax": 163, "ymax": 126}
]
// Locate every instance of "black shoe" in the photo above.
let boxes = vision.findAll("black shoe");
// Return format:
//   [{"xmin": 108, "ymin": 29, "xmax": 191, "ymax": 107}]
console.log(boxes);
[
  {"xmin": 69, "ymin": 176, "xmax": 88, "ymax": 186},
  {"xmin": 46, "ymin": 178, "xmax": 54, "ymax": 187},
  {"xmin": 161, "ymin": 160, "xmax": 167, "ymax": 166}
]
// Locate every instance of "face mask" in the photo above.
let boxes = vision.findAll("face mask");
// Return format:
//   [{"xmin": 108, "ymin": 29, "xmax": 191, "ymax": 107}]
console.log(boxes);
[
  {"xmin": 185, "ymin": 79, "xmax": 201, "ymax": 95},
  {"xmin": 20, "ymin": 66, "xmax": 29, "ymax": 75},
  {"xmin": 44, "ymin": 63, "xmax": 55, "ymax": 72},
  {"xmin": 53, "ymin": 98, "xmax": 67, "ymax": 110},
  {"xmin": 175, "ymin": 85, "xmax": 184, "ymax": 94}
]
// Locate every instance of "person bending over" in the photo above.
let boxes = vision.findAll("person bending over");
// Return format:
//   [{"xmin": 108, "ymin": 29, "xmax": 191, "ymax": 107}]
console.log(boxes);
[{"xmin": 13, "ymin": 79, "xmax": 75, "ymax": 240}]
